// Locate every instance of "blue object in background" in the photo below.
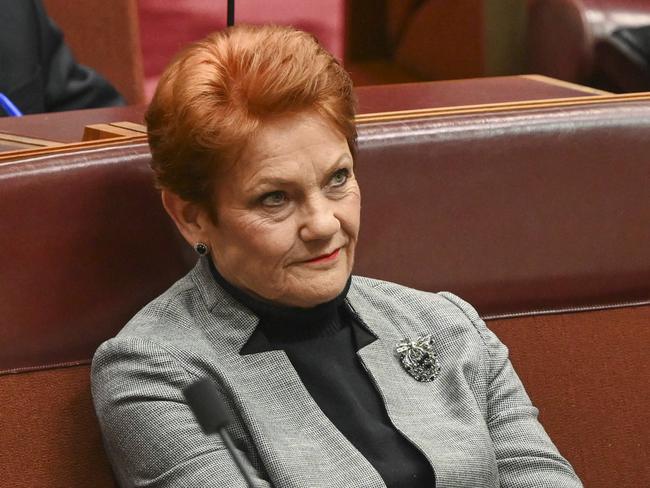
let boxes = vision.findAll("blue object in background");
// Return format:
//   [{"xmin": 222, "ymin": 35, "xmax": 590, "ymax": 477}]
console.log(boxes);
[{"xmin": 0, "ymin": 93, "xmax": 24, "ymax": 116}]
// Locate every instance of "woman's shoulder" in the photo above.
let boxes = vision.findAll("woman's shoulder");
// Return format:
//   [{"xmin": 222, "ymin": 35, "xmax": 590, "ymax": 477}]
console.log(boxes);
[
  {"xmin": 121, "ymin": 272, "xmax": 203, "ymax": 338},
  {"xmin": 92, "ymin": 261, "xmax": 261, "ymax": 379},
  {"xmin": 90, "ymin": 270, "xmax": 228, "ymax": 402},
  {"xmin": 348, "ymin": 275, "xmax": 488, "ymax": 342},
  {"xmin": 93, "ymin": 270, "xmax": 212, "ymax": 366},
  {"xmin": 350, "ymin": 275, "xmax": 480, "ymax": 320}
]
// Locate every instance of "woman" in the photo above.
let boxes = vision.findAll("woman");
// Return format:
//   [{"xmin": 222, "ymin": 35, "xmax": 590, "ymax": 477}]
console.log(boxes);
[{"xmin": 91, "ymin": 25, "xmax": 583, "ymax": 488}]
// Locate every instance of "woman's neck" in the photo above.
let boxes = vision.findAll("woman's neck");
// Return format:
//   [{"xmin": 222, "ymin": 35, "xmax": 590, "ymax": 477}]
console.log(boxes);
[{"xmin": 208, "ymin": 258, "xmax": 352, "ymax": 343}]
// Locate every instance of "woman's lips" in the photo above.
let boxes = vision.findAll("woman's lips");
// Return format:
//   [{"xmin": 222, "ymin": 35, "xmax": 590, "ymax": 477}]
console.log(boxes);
[{"xmin": 305, "ymin": 248, "xmax": 341, "ymax": 264}]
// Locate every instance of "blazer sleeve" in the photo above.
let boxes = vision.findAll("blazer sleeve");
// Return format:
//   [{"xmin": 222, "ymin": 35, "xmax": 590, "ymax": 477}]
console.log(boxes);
[
  {"xmin": 439, "ymin": 293, "xmax": 584, "ymax": 488},
  {"xmin": 91, "ymin": 336, "xmax": 272, "ymax": 488}
]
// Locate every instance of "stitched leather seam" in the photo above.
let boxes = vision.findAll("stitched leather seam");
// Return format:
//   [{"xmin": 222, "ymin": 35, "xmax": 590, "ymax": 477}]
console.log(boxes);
[
  {"xmin": 0, "ymin": 359, "xmax": 90, "ymax": 376},
  {"xmin": 482, "ymin": 299, "xmax": 650, "ymax": 321}
]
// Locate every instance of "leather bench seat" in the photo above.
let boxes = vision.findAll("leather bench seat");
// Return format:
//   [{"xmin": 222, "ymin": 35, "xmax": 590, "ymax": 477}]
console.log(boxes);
[{"xmin": 1, "ymin": 96, "xmax": 648, "ymax": 487}]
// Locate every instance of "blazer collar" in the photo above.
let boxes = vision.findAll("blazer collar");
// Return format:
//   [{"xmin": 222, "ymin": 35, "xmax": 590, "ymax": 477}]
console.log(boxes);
[
  {"xmin": 189, "ymin": 256, "xmax": 261, "ymax": 354},
  {"xmin": 346, "ymin": 281, "xmax": 405, "ymax": 345},
  {"xmin": 190, "ymin": 256, "xmax": 379, "ymax": 355}
]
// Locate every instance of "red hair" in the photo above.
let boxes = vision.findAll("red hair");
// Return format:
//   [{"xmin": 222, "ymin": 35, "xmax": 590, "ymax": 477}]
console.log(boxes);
[{"xmin": 146, "ymin": 24, "xmax": 357, "ymax": 210}]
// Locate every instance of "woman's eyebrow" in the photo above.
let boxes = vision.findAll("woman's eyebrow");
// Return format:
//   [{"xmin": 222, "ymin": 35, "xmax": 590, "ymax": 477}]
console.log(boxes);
[
  {"xmin": 330, "ymin": 152, "xmax": 353, "ymax": 168},
  {"xmin": 246, "ymin": 153, "xmax": 352, "ymax": 191},
  {"xmin": 320, "ymin": 153, "xmax": 353, "ymax": 182},
  {"xmin": 248, "ymin": 175, "xmax": 295, "ymax": 189}
]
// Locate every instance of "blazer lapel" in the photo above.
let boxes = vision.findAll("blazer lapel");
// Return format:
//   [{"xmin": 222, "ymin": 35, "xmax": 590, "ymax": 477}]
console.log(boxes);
[
  {"xmin": 347, "ymin": 283, "xmax": 498, "ymax": 488},
  {"xmin": 231, "ymin": 348, "xmax": 387, "ymax": 488}
]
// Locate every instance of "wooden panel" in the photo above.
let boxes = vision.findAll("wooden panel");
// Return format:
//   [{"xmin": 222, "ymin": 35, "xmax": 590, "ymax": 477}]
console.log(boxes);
[
  {"xmin": 0, "ymin": 105, "xmax": 146, "ymax": 144},
  {"xmin": 83, "ymin": 122, "xmax": 146, "ymax": 141},
  {"xmin": 0, "ymin": 133, "xmax": 62, "ymax": 150}
]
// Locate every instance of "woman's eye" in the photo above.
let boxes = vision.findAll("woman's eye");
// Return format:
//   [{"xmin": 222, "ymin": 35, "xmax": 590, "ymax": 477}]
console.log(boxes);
[
  {"xmin": 260, "ymin": 191, "xmax": 286, "ymax": 207},
  {"xmin": 330, "ymin": 168, "xmax": 349, "ymax": 187}
]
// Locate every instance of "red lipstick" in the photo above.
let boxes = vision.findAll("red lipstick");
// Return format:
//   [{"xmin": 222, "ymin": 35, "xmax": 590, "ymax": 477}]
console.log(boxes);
[{"xmin": 306, "ymin": 248, "xmax": 340, "ymax": 263}]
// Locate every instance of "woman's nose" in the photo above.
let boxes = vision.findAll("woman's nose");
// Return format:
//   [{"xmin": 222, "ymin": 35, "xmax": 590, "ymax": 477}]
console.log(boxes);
[{"xmin": 299, "ymin": 197, "xmax": 341, "ymax": 242}]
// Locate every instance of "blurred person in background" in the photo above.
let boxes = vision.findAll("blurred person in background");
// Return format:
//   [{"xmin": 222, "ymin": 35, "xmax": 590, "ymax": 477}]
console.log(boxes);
[{"xmin": 0, "ymin": 0, "xmax": 124, "ymax": 116}]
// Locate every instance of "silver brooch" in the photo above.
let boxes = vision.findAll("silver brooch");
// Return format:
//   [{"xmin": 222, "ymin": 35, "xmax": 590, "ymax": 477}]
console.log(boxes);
[{"xmin": 395, "ymin": 334, "xmax": 441, "ymax": 382}]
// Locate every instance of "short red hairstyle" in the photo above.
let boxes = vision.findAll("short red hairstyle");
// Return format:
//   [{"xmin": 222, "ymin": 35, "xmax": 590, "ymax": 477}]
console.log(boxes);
[{"xmin": 146, "ymin": 24, "xmax": 357, "ymax": 209}]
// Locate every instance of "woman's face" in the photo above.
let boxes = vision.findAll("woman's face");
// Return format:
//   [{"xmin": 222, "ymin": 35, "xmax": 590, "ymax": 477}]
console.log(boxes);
[{"xmin": 205, "ymin": 111, "xmax": 360, "ymax": 308}]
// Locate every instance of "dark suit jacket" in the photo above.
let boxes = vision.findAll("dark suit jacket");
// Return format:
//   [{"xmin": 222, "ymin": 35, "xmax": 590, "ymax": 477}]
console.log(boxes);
[
  {"xmin": 92, "ymin": 257, "xmax": 583, "ymax": 487},
  {"xmin": 0, "ymin": 0, "xmax": 124, "ymax": 115}
]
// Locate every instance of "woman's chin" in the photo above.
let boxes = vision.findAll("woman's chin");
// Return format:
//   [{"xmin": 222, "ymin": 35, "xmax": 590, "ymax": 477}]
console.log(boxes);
[{"xmin": 276, "ymin": 277, "xmax": 348, "ymax": 308}]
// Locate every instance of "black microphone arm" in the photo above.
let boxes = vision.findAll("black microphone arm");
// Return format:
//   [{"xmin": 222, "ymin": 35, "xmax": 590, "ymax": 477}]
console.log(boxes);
[
  {"xmin": 227, "ymin": 0, "xmax": 235, "ymax": 26},
  {"xmin": 183, "ymin": 378, "xmax": 255, "ymax": 487}
]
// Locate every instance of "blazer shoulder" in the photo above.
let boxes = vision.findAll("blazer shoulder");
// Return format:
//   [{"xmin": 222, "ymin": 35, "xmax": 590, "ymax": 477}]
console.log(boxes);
[
  {"xmin": 350, "ymin": 275, "xmax": 479, "ymax": 317},
  {"xmin": 123, "ymin": 274, "xmax": 199, "ymax": 332},
  {"xmin": 99, "ymin": 271, "xmax": 214, "ymax": 362},
  {"xmin": 92, "ymin": 271, "xmax": 219, "ymax": 388},
  {"xmin": 349, "ymin": 275, "xmax": 486, "ymax": 340}
]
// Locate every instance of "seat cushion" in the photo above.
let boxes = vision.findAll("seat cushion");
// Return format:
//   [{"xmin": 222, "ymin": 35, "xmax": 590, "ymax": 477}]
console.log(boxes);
[
  {"xmin": 0, "ymin": 365, "xmax": 117, "ymax": 487},
  {"xmin": 488, "ymin": 305, "xmax": 650, "ymax": 488}
]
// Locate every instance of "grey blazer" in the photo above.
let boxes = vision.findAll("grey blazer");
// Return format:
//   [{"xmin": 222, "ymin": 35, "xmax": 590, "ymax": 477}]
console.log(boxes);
[{"xmin": 91, "ymin": 257, "xmax": 583, "ymax": 488}]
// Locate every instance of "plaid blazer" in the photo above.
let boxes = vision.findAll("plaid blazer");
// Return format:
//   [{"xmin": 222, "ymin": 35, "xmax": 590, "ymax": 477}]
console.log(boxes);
[{"xmin": 91, "ymin": 257, "xmax": 583, "ymax": 488}]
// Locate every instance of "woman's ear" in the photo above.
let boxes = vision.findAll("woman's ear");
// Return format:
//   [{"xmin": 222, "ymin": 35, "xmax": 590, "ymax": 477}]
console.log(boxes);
[{"xmin": 161, "ymin": 190, "xmax": 212, "ymax": 247}]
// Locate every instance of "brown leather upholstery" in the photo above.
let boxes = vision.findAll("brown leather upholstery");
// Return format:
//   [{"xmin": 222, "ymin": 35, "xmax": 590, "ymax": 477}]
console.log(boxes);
[
  {"xmin": 527, "ymin": 0, "xmax": 650, "ymax": 87},
  {"xmin": 489, "ymin": 305, "xmax": 650, "ymax": 487},
  {"xmin": 0, "ymin": 143, "xmax": 191, "ymax": 487},
  {"xmin": 354, "ymin": 98, "xmax": 650, "ymax": 317},
  {"xmin": 43, "ymin": 0, "xmax": 145, "ymax": 104},
  {"xmin": 0, "ymin": 144, "xmax": 193, "ymax": 372},
  {"xmin": 1, "ymin": 94, "xmax": 648, "ymax": 487},
  {"xmin": 0, "ymin": 365, "xmax": 115, "ymax": 487}
]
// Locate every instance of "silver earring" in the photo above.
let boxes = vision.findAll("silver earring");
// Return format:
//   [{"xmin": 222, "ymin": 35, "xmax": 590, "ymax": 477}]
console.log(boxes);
[{"xmin": 194, "ymin": 242, "xmax": 209, "ymax": 256}]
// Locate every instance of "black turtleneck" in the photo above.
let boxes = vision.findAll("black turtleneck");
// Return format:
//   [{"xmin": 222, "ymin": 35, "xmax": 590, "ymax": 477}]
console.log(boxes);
[{"xmin": 209, "ymin": 261, "xmax": 436, "ymax": 488}]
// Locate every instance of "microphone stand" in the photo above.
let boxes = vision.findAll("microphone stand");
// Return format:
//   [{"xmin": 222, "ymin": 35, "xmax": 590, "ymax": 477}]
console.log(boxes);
[
  {"xmin": 218, "ymin": 425, "xmax": 255, "ymax": 486},
  {"xmin": 227, "ymin": 0, "xmax": 235, "ymax": 26},
  {"xmin": 184, "ymin": 378, "xmax": 255, "ymax": 487}
]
